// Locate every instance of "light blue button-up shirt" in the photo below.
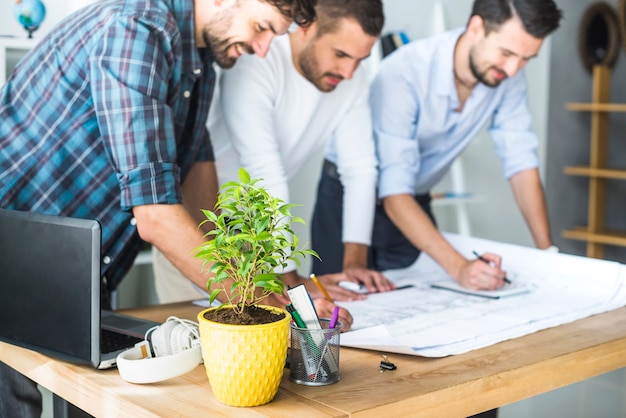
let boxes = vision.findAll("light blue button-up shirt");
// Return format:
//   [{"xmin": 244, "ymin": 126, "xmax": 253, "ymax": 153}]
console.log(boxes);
[{"xmin": 370, "ymin": 27, "xmax": 539, "ymax": 198}]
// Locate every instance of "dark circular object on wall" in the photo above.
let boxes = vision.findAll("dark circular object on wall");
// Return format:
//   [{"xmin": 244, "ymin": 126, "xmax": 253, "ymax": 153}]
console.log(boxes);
[
  {"xmin": 619, "ymin": 0, "xmax": 626, "ymax": 51},
  {"xmin": 577, "ymin": 2, "xmax": 621, "ymax": 73}
]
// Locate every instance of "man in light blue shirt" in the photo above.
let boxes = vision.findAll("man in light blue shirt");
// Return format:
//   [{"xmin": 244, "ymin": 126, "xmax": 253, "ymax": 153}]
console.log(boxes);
[{"xmin": 370, "ymin": 0, "xmax": 562, "ymax": 293}]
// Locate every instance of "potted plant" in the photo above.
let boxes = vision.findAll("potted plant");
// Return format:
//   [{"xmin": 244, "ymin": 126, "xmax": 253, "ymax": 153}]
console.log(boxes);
[{"xmin": 194, "ymin": 168, "xmax": 316, "ymax": 407}]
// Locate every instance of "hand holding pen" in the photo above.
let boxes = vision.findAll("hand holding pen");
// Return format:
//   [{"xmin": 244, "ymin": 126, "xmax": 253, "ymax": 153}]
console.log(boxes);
[
  {"xmin": 472, "ymin": 251, "xmax": 511, "ymax": 284},
  {"xmin": 457, "ymin": 250, "xmax": 509, "ymax": 290}
]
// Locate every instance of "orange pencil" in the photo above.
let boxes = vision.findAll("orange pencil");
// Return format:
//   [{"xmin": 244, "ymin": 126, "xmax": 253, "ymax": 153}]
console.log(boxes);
[{"xmin": 309, "ymin": 273, "xmax": 333, "ymax": 303}]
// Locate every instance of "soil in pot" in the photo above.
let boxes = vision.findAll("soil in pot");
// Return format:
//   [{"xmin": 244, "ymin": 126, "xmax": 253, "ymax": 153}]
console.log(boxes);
[{"xmin": 203, "ymin": 304, "xmax": 286, "ymax": 325}]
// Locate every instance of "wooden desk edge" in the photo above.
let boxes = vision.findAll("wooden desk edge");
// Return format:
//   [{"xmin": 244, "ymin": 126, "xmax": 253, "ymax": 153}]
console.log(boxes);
[{"xmin": 1, "ymin": 302, "xmax": 625, "ymax": 417}]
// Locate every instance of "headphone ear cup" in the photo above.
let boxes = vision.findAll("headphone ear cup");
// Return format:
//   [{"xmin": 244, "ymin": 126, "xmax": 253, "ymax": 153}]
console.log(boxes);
[
  {"xmin": 150, "ymin": 319, "xmax": 178, "ymax": 357},
  {"xmin": 169, "ymin": 323, "xmax": 186, "ymax": 354},
  {"xmin": 170, "ymin": 321, "xmax": 200, "ymax": 354}
]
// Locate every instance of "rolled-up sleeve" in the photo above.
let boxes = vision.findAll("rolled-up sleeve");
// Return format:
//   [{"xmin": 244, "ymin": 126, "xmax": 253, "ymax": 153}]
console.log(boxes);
[
  {"xmin": 489, "ymin": 71, "xmax": 539, "ymax": 179},
  {"xmin": 370, "ymin": 56, "xmax": 422, "ymax": 199},
  {"xmin": 334, "ymin": 80, "xmax": 378, "ymax": 245},
  {"xmin": 89, "ymin": 15, "xmax": 182, "ymax": 210}
]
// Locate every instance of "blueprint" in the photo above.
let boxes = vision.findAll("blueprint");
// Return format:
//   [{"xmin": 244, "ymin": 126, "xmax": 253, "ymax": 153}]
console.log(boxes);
[{"xmin": 338, "ymin": 234, "xmax": 626, "ymax": 357}]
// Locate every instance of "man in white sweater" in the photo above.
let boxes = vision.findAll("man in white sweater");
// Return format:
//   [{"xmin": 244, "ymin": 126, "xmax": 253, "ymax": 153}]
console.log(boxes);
[{"xmin": 153, "ymin": 0, "xmax": 395, "ymax": 305}]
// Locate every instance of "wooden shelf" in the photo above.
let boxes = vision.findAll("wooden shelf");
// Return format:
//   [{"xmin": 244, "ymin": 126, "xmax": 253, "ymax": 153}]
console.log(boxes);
[
  {"xmin": 562, "ymin": 65, "xmax": 626, "ymax": 258},
  {"xmin": 564, "ymin": 166, "xmax": 626, "ymax": 179},
  {"xmin": 566, "ymin": 102, "xmax": 626, "ymax": 112},
  {"xmin": 562, "ymin": 227, "xmax": 626, "ymax": 247}
]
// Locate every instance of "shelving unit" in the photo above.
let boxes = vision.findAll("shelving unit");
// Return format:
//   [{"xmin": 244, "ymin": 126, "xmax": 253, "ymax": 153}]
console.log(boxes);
[
  {"xmin": 431, "ymin": 158, "xmax": 478, "ymax": 236},
  {"xmin": 0, "ymin": 37, "xmax": 38, "ymax": 85},
  {"xmin": 562, "ymin": 65, "xmax": 626, "ymax": 258}
]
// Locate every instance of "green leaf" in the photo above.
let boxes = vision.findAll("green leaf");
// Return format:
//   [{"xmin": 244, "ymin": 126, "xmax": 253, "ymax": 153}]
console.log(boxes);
[
  {"xmin": 208, "ymin": 289, "xmax": 221, "ymax": 305},
  {"xmin": 238, "ymin": 167, "xmax": 251, "ymax": 183}
]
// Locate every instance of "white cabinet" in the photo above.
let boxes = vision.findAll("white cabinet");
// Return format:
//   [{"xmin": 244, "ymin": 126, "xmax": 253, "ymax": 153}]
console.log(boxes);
[{"xmin": 0, "ymin": 37, "xmax": 38, "ymax": 85}]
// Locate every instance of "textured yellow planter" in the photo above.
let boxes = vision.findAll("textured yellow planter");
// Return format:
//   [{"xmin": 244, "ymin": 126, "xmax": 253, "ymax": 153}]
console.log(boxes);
[{"xmin": 197, "ymin": 305, "xmax": 291, "ymax": 407}]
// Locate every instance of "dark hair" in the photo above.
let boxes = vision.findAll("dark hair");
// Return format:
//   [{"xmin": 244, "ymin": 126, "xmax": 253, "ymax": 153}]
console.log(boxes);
[
  {"xmin": 314, "ymin": 0, "xmax": 384, "ymax": 37},
  {"xmin": 471, "ymin": 0, "xmax": 562, "ymax": 38},
  {"xmin": 266, "ymin": 0, "xmax": 318, "ymax": 27}
]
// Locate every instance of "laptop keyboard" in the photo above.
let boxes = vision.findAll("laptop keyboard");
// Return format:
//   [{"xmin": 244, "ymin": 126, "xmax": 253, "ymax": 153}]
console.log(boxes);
[{"xmin": 101, "ymin": 328, "xmax": 143, "ymax": 354}]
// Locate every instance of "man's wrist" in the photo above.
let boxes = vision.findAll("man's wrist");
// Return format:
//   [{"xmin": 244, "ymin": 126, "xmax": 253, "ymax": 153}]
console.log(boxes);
[
  {"xmin": 280, "ymin": 270, "xmax": 300, "ymax": 286},
  {"xmin": 343, "ymin": 242, "xmax": 368, "ymax": 270},
  {"xmin": 544, "ymin": 245, "xmax": 559, "ymax": 253}
]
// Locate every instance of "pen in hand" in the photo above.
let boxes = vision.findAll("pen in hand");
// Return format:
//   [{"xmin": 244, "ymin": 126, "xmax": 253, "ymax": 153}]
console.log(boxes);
[{"xmin": 472, "ymin": 250, "xmax": 512, "ymax": 284}]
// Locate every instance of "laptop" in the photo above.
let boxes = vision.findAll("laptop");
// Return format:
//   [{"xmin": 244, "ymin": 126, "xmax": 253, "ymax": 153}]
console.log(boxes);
[{"xmin": 0, "ymin": 208, "xmax": 159, "ymax": 369}]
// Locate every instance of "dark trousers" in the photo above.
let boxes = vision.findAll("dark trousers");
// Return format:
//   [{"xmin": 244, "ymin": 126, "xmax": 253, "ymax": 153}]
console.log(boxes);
[
  {"xmin": 0, "ymin": 362, "xmax": 42, "ymax": 418},
  {"xmin": 311, "ymin": 161, "xmax": 345, "ymax": 274},
  {"xmin": 369, "ymin": 192, "xmax": 435, "ymax": 271},
  {"xmin": 311, "ymin": 160, "xmax": 436, "ymax": 274}
]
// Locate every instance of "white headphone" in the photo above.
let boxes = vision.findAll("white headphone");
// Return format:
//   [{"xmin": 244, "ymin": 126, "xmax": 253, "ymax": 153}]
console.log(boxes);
[{"xmin": 116, "ymin": 316, "xmax": 203, "ymax": 384}]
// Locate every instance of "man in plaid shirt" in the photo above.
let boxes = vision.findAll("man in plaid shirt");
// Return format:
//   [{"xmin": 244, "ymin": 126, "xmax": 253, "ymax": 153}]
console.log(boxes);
[{"xmin": 0, "ymin": 0, "xmax": 316, "ymax": 415}]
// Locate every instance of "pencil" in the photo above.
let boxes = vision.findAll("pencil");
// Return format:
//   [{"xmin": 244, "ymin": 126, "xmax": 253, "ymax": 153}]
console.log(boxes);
[{"xmin": 309, "ymin": 273, "xmax": 333, "ymax": 303}]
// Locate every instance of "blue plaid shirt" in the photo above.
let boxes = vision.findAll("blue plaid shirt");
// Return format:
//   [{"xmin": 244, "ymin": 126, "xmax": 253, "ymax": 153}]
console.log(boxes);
[{"xmin": 0, "ymin": 0, "xmax": 216, "ymax": 290}]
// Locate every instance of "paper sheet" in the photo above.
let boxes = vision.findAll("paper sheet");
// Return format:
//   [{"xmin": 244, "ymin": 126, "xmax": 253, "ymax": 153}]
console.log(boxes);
[{"xmin": 337, "ymin": 234, "xmax": 626, "ymax": 357}]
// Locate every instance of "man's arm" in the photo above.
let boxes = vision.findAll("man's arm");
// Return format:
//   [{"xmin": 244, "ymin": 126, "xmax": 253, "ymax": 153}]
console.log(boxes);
[
  {"xmin": 181, "ymin": 161, "xmax": 218, "ymax": 230},
  {"xmin": 134, "ymin": 203, "xmax": 212, "ymax": 291},
  {"xmin": 509, "ymin": 168, "xmax": 553, "ymax": 249},
  {"xmin": 383, "ymin": 194, "xmax": 507, "ymax": 290}
]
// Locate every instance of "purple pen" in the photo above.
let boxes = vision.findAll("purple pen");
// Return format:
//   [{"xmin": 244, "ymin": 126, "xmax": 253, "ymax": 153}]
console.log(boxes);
[{"xmin": 329, "ymin": 306, "xmax": 340, "ymax": 329}]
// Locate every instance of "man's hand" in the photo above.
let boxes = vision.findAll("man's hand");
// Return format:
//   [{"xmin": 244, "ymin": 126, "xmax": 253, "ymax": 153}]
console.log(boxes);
[
  {"xmin": 313, "ymin": 299, "xmax": 353, "ymax": 331},
  {"xmin": 342, "ymin": 267, "xmax": 396, "ymax": 294},
  {"xmin": 281, "ymin": 270, "xmax": 367, "ymax": 301},
  {"xmin": 341, "ymin": 243, "xmax": 395, "ymax": 294},
  {"xmin": 309, "ymin": 272, "xmax": 368, "ymax": 301},
  {"xmin": 456, "ymin": 253, "xmax": 507, "ymax": 290}
]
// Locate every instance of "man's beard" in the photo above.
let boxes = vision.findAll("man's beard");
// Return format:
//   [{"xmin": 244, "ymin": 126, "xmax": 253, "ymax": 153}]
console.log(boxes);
[
  {"xmin": 468, "ymin": 50, "xmax": 507, "ymax": 88},
  {"xmin": 298, "ymin": 45, "xmax": 343, "ymax": 92},
  {"xmin": 204, "ymin": 32, "xmax": 254, "ymax": 69}
]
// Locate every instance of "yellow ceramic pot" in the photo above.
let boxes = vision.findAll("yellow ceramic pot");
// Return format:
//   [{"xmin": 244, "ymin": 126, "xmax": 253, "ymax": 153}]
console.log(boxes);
[{"xmin": 197, "ymin": 305, "xmax": 291, "ymax": 407}]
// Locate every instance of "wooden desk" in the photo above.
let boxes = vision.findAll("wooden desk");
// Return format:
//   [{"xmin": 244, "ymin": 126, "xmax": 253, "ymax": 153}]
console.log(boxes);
[{"xmin": 2, "ymin": 302, "xmax": 626, "ymax": 417}]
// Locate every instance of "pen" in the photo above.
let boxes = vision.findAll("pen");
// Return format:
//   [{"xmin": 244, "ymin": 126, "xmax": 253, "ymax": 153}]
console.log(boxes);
[
  {"xmin": 472, "ymin": 251, "xmax": 511, "ymax": 284},
  {"xmin": 310, "ymin": 273, "xmax": 333, "ymax": 303},
  {"xmin": 286, "ymin": 304, "xmax": 307, "ymax": 328},
  {"xmin": 329, "ymin": 306, "xmax": 340, "ymax": 329}
]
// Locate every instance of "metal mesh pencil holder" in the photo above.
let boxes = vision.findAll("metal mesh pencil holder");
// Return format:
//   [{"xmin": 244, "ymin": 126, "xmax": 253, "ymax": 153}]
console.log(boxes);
[{"xmin": 289, "ymin": 319, "xmax": 341, "ymax": 386}]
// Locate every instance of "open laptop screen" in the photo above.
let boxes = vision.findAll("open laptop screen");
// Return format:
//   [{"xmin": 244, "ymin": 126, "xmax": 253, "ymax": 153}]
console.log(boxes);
[{"xmin": 0, "ymin": 209, "xmax": 100, "ymax": 366}]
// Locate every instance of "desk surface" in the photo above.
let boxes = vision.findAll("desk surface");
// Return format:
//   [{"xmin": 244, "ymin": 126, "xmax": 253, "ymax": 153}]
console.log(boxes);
[{"xmin": 2, "ymin": 302, "xmax": 626, "ymax": 417}]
